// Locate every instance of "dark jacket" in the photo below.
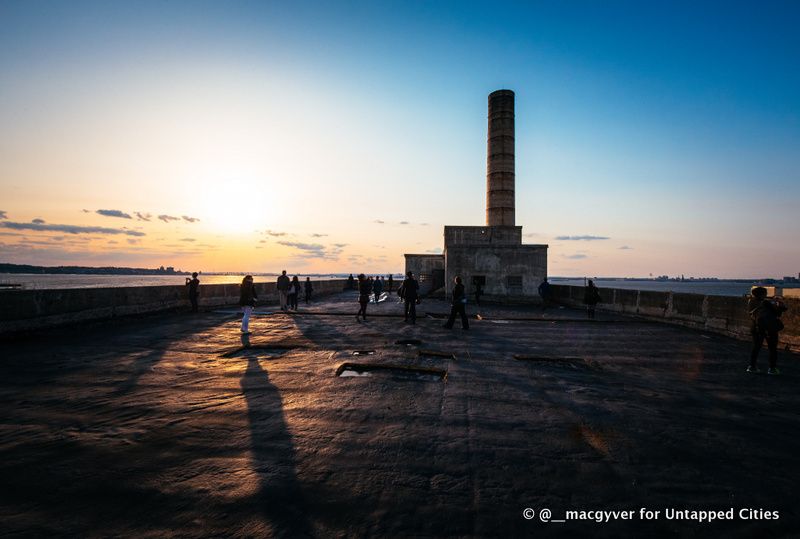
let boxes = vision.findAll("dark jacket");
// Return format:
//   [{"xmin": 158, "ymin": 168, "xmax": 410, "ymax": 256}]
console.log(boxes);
[
  {"xmin": 239, "ymin": 281, "xmax": 257, "ymax": 307},
  {"xmin": 373, "ymin": 279, "xmax": 383, "ymax": 294},
  {"xmin": 584, "ymin": 285, "xmax": 601, "ymax": 305},
  {"xmin": 748, "ymin": 297, "xmax": 787, "ymax": 332},
  {"xmin": 305, "ymin": 280, "xmax": 313, "ymax": 292},
  {"xmin": 276, "ymin": 274, "xmax": 291, "ymax": 291},
  {"xmin": 400, "ymin": 277, "xmax": 419, "ymax": 300},
  {"xmin": 358, "ymin": 279, "xmax": 372, "ymax": 299},
  {"xmin": 452, "ymin": 283, "xmax": 466, "ymax": 305},
  {"xmin": 186, "ymin": 278, "xmax": 200, "ymax": 296}
]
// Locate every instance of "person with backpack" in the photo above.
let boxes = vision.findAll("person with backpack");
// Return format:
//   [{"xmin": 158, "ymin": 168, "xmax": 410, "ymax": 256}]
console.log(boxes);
[
  {"xmin": 747, "ymin": 286, "xmax": 787, "ymax": 375},
  {"xmin": 289, "ymin": 275, "xmax": 301, "ymax": 310},
  {"xmin": 584, "ymin": 279, "xmax": 601, "ymax": 319},
  {"xmin": 239, "ymin": 275, "xmax": 257, "ymax": 334}
]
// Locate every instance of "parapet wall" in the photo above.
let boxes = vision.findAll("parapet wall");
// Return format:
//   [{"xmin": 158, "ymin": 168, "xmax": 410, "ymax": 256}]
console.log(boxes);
[
  {"xmin": 0, "ymin": 279, "xmax": 348, "ymax": 335},
  {"xmin": 551, "ymin": 284, "xmax": 800, "ymax": 352}
]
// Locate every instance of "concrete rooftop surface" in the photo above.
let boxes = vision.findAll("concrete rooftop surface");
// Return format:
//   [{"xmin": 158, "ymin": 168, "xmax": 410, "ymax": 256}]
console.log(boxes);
[{"xmin": 1, "ymin": 291, "xmax": 799, "ymax": 538}]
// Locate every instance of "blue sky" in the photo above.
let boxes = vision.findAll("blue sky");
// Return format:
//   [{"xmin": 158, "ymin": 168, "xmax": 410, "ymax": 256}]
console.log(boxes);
[{"xmin": 1, "ymin": 1, "xmax": 798, "ymax": 277}]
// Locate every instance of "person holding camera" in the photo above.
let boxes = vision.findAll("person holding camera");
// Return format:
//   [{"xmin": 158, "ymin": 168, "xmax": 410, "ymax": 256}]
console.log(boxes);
[
  {"xmin": 185, "ymin": 272, "xmax": 200, "ymax": 313},
  {"xmin": 747, "ymin": 286, "xmax": 787, "ymax": 375}
]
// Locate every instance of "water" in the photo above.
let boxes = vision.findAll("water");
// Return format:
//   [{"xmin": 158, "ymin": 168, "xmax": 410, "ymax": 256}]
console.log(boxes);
[
  {"xmin": 551, "ymin": 279, "xmax": 800, "ymax": 297},
  {"xmin": 0, "ymin": 273, "xmax": 351, "ymax": 290}
]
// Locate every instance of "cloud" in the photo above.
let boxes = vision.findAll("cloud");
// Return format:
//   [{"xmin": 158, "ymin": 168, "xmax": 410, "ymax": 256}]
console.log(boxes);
[
  {"xmin": 399, "ymin": 221, "xmax": 410, "ymax": 225},
  {"xmin": 158, "ymin": 214, "xmax": 180, "ymax": 223},
  {"xmin": 310, "ymin": 233, "xmax": 328, "ymax": 238},
  {"xmin": 31, "ymin": 218, "xmax": 45, "ymax": 224},
  {"xmin": 278, "ymin": 241, "xmax": 345, "ymax": 260},
  {"xmin": 555, "ymin": 235, "xmax": 610, "ymax": 241},
  {"xmin": 425, "ymin": 247, "xmax": 443, "ymax": 254},
  {"xmin": 619, "ymin": 245, "xmax": 633, "ymax": 250},
  {"xmin": 135, "ymin": 212, "xmax": 151, "ymax": 221},
  {"xmin": 0, "ymin": 210, "xmax": 7, "ymax": 219},
  {"xmin": 182, "ymin": 215, "xmax": 200, "ymax": 223},
  {"xmin": 81, "ymin": 209, "xmax": 90, "ymax": 213},
  {"xmin": 420, "ymin": 222, "xmax": 430, "ymax": 226},
  {"xmin": 1, "ymin": 221, "xmax": 146, "ymax": 237},
  {"xmin": 333, "ymin": 243, "xmax": 348, "ymax": 248},
  {"xmin": 373, "ymin": 220, "xmax": 385, "ymax": 224},
  {"xmin": 127, "ymin": 238, "xmax": 140, "ymax": 245},
  {"xmin": 265, "ymin": 230, "xmax": 287, "ymax": 237},
  {"xmin": 96, "ymin": 209, "xmax": 132, "ymax": 219},
  {"xmin": 563, "ymin": 254, "xmax": 588, "ymax": 259},
  {"xmin": 259, "ymin": 239, "xmax": 267, "ymax": 244},
  {"xmin": 180, "ymin": 238, "xmax": 196, "ymax": 242}
]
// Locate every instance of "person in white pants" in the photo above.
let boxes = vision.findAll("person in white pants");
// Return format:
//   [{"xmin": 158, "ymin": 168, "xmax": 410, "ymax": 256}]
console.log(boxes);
[{"xmin": 239, "ymin": 275, "xmax": 257, "ymax": 333}]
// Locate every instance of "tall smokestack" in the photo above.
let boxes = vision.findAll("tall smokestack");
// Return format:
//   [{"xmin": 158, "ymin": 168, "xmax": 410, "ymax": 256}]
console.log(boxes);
[{"xmin": 486, "ymin": 89, "xmax": 515, "ymax": 227}]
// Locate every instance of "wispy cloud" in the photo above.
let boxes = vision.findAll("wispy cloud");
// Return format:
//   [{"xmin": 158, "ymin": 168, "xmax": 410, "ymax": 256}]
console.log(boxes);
[
  {"xmin": 555, "ymin": 235, "xmax": 610, "ymax": 241},
  {"xmin": 278, "ymin": 241, "xmax": 345, "ymax": 260},
  {"xmin": 420, "ymin": 222, "xmax": 430, "ymax": 226},
  {"xmin": 158, "ymin": 214, "xmax": 180, "ymax": 223},
  {"xmin": 31, "ymin": 218, "xmax": 45, "ymax": 224},
  {"xmin": 265, "ymin": 230, "xmax": 287, "ymax": 237},
  {"xmin": 399, "ymin": 221, "xmax": 410, "ymax": 225},
  {"xmin": 0, "ymin": 210, "xmax": 7, "ymax": 219},
  {"xmin": 96, "ymin": 209, "xmax": 132, "ymax": 219},
  {"xmin": 1, "ymin": 221, "xmax": 146, "ymax": 237},
  {"xmin": 135, "ymin": 212, "xmax": 151, "ymax": 221},
  {"xmin": 182, "ymin": 215, "xmax": 200, "ymax": 223},
  {"xmin": 619, "ymin": 245, "xmax": 633, "ymax": 250},
  {"xmin": 425, "ymin": 247, "xmax": 443, "ymax": 254},
  {"xmin": 563, "ymin": 253, "xmax": 588, "ymax": 259},
  {"xmin": 180, "ymin": 238, "xmax": 196, "ymax": 242},
  {"xmin": 333, "ymin": 243, "xmax": 348, "ymax": 248},
  {"xmin": 310, "ymin": 233, "xmax": 328, "ymax": 237},
  {"xmin": 373, "ymin": 220, "xmax": 385, "ymax": 224}
]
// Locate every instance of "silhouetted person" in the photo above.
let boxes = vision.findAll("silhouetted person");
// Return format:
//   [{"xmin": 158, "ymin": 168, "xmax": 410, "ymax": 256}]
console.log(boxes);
[
  {"xmin": 276, "ymin": 270, "xmax": 290, "ymax": 311},
  {"xmin": 289, "ymin": 275, "xmax": 300, "ymax": 310},
  {"xmin": 185, "ymin": 272, "xmax": 200, "ymax": 312},
  {"xmin": 444, "ymin": 276, "xmax": 469, "ymax": 330},
  {"xmin": 347, "ymin": 274, "xmax": 355, "ymax": 290},
  {"xmin": 304, "ymin": 277, "xmax": 313, "ymax": 304},
  {"xmin": 372, "ymin": 275, "xmax": 383, "ymax": 303},
  {"xmin": 538, "ymin": 278, "xmax": 552, "ymax": 308},
  {"xmin": 584, "ymin": 279, "xmax": 601, "ymax": 319},
  {"xmin": 474, "ymin": 282, "xmax": 483, "ymax": 306},
  {"xmin": 747, "ymin": 287, "xmax": 787, "ymax": 375},
  {"xmin": 240, "ymin": 275, "xmax": 257, "ymax": 334},
  {"xmin": 356, "ymin": 273, "xmax": 370, "ymax": 322},
  {"xmin": 387, "ymin": 274, "xmax": 393, "ymax": 292},
  {"xmin": 400, "ymin": 271, "xmax": 419, "ymax": 324}
]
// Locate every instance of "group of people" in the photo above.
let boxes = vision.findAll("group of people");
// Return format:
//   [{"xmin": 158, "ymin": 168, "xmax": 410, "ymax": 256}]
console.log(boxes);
[
  {"xmin": 356, "ymin": 272, "xmax": 417, "ymax": 322},
  {"xmin": 234, "ymin": 271, "xmax": 789, "ymax": 373},
  {"xmin": 276, "ymin": 270, "xmax": 313, "ymax": 311}
]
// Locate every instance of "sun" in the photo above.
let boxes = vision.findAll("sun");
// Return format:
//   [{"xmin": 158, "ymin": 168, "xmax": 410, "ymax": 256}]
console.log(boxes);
[{"xmin": 193, "ymin": 177, "xmax": 280, "ymax": 236}]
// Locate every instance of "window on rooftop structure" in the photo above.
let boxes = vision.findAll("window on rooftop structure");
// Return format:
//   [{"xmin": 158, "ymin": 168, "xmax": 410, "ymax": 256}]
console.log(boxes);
[{"xmin": 507, "ymin": 275, "xmax": 522, "ymax": 294}]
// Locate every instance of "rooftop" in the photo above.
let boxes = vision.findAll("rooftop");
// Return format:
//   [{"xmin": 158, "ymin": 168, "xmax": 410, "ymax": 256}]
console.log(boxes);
[{"xmin": 1, "ymin": 292, "xmax": 798, "ymax": 537}]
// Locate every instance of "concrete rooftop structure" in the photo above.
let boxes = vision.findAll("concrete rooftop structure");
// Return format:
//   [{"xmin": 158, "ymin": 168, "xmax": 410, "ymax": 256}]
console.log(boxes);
[
  {"xmin": 405, "ymin": 90, "xmax": 547, "ymax": 300},
  {"xmin": 1, "ymin": 291, "xmax": 799, "ymax": 537}
]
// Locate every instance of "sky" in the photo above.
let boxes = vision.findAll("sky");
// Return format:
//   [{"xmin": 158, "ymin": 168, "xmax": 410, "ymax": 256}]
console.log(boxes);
[{"xmin": 1, "ymin": 0, "xmax": 798, "ymax": 278}]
